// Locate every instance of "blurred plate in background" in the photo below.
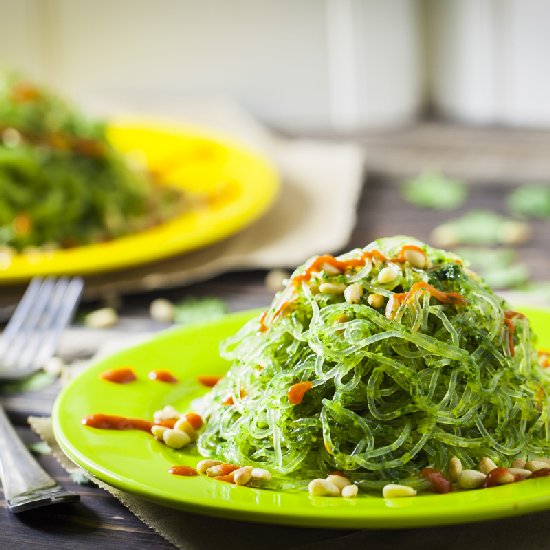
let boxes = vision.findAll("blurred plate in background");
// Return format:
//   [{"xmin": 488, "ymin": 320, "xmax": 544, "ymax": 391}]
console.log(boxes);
[{"xmin": 0, "ymin": 120, "xmax": 279, "ymax": 283}]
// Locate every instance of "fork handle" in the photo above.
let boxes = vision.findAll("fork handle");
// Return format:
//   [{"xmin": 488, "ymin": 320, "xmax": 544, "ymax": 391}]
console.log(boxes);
[{"xmin": 0, "ymin": 406, "xmax": 78, "ymax": 511}]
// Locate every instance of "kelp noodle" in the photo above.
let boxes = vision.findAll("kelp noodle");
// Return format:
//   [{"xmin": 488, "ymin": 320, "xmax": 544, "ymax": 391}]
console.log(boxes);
[{"xmin": 198, "ymin": 236, "xmax": 550, "ymax": 489}]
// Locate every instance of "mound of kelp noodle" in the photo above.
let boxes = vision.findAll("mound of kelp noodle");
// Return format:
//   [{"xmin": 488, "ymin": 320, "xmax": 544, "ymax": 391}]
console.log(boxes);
[{"xmin": 198, "ymin": 236, "xmax": 550, "ymax": 489}]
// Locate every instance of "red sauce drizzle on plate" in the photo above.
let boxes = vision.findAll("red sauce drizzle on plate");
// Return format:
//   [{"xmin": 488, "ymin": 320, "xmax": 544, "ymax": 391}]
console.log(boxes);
[
  {"xmin": 169, "ymin": 465, "xmax": 198, "ymax": 477},
  {"xmin": 82, "ymin": 413, "xmax": 152, "ymax": 432},
  {"xmin": 148, "ymin": 370, "xmax": 178, "ymax": 383},
  {"xmin": 100, "ymin": 367, "xmax": 137, "ymax": 384},
  {"xmin": 197, "ymin": 375, "xmax": 222, "ymax": 388},
  {"xmin": 82, "ymin": 414, "xmax": 177, "ymax": 432}
]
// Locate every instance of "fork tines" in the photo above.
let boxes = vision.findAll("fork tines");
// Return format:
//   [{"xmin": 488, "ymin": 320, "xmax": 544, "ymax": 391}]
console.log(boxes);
[{"xmin": 0, "ymin": 277, "xmax": 84, "ymax": 380}]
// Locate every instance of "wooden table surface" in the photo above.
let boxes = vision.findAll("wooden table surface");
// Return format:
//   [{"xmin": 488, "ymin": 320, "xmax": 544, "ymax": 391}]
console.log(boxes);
[{"xmin": 1, "ymin": 169, "xmax": 550, "ymax": 549}]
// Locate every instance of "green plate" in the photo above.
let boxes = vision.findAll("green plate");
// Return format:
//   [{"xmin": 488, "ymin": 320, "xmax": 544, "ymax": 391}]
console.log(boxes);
[{"xmin": 53, "ymin": 307, "xmax": 550, "ymax": 528}]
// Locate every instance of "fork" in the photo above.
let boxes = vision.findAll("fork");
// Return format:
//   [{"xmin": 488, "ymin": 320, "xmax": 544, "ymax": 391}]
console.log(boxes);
[{"xmin": 0, "ymin": 277, "xmax": 83, "ymax": 512}]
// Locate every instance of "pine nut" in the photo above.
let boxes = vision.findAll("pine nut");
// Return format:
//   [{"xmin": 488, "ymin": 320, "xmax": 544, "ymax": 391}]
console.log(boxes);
[
  {"xmin": 512, "ymin": 458, "xmax": 526, "ymax": 469},
  {"xmin": 153, "ymin": 405, "xmax": 181, "ymax": 422},
  {"xmin": 403, "ymin": 249, "xmax": 426, "ymax": 269},
  {"xmin": 150, "ymin": 298, "xmax": 175, "ymax": 322},
  {"xmin": 430, "ymin": 224, "xmax": 457, "ymax": 248},
  {"xmin": 308, "ymin": 479, "xmax": 340, "ymax": 497},
  {"xmin": 479, "ymin": 457, "xmax": 498, "ymax": 475},
  {"xmin": 151, "ymin": 425, "xmax": 168, "ymax": 440},
  {"xmin": 84, "ymin": 307, "xmax": 118, "ymax": 328},
  {"xmin": 319, "ymin": 282, "xmax": 346, "ymax": 294},
  {"xmin": 326, "ymin": 474, "xmax": 351, "ymax": 491},
  {"xmin": 526, "ymin": 460, "xmax": 550, "ymax": 472},
  {"xmin": 448, "ymin": 456, "xmax": 462, "ymax": 482},
  {"xmin": 508, "ymin": 468, "xmax": 532, "ymax": 480},
  {"xmin": 367, "ymin": 293, "xmax": 385, "ymax": 309},
  {"xmin": 162, "ymin": 429, "xmax": 191, "ymax": 449},
  {"xmin": 197, "ymin": 459, "xmax": 222, "ymax": 474},
  {"xmin": 2, "ymin": 127, "xmax": 22, "ymax": 147},
  {"xmin": 385, "ymin": 294, "xmax": 401, "ymax": 320},
  {"xmin": 308, "ymin": 479, "xmax": 327, "ymax": 497},
  {"xmin": 234, "ymin": 466, "xmax": 254, "ymax": 486},
  {"xmin": 174, "ymin": 418, "xmax": 197, "ymax": 442},
  {"xmin": 344, "ymin": 283, "xmax": 363, "ymax": 304},
  {"xmin": 265, "ymin": 269, "xmax": 289, "ymax": 291},
  {"xmin": 250, "ymin": 468, "xmax": 272, "ymax": 481},
  {"xmin": 458, "ymin": 469, "xmax": 486, "ymax": 489},
  {"xmin": 485, "ymin": 467, "xmax": 515, "ymax": 486},
  {"xmin": 341, "ymin": 484, "xmax": 358, "ymax": 498},
  {"xmin": 43, "ymin": 356, "xmax": 65, "ymax": 377},
  {"xmin": 322, "ymin": 263, "xmax": 342, "ymax": 276},
  {"xmin": 501, "ymin": 221, "xmax": 530, "ymax": 245},
  {"xmin": 382, "ymin": 484, "xmax": 417, "ymax": 498},
  {"xmin": 378, "ymin": 265, "xmax": 400, "ymax": 284},
  {"xmin": 205, "ymin": 464, "xmax": 232, "ymax": 477}
]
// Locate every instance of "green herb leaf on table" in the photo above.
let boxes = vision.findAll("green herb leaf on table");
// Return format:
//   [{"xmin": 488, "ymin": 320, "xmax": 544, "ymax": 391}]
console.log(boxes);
[
  {"xmin": 401, "ymin": 172, "xmax": 467, "ymax": 210},
  {"xmin": 430, "ymin": 210, "xmax": 530, "ymax": 247},
  {"xmin": 173, "ymin": 297, "xmax": 227, "ymax": 326},
  {"xmin": 70, "ymin": 470, "xmax": 92, "ymax": 486},
  {"xmin": 455, "ymin": 247, "xmax": 530, "ymax": 289},
  {"xmin": 507, "ymin": 184, "xmax": 550, "ymax": 218},
  {"xmin": 1, "ymin": 370, "xmax": 57, "ymax": 394},
  {"xmin": 27, "ymin": 441, "xmax": 52, "ymax": 455}
]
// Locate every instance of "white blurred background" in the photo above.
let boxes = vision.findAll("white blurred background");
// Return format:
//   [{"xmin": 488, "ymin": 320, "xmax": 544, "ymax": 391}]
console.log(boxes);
[{"xmin": 1, "ymin": 0, "xmax": 550, "ymax": 130}]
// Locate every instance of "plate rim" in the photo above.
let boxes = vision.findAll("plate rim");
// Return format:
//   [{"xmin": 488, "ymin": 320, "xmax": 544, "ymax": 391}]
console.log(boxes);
[{"xmin": 52, "ymin": 306, "xmax": 550, "ymax": 529}]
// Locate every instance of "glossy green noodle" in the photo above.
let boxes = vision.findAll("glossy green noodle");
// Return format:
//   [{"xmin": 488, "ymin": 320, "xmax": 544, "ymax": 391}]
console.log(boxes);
[{"xmin": 198, "ymin": 237, "xmax": 550, "ymax": 489}]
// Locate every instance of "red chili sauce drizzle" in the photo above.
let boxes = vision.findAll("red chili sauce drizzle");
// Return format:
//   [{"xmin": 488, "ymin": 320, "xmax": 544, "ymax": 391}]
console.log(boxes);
[
  {"xmin": 197, "ymin": 375, "xmax": 222, "ymax": 388},
  {"xmin": 82, "ymin": 412, "xmax": 203, "ymax": 432},
  {"xmin": 503, "ymin": 311, "xmax": 526, "ymax": 357},
  {"xmin": 288, "ymin": 381, "xmax": 313, "ymax": 405},
  {"xmin": 259, "ymin": 246, "xmax": 463, "ymax": 332},
  {"xmin": 168, "ymin": 465, "xmax": 198, "ymax": 477},
  {"xmin": 82, "ymin": 413, "xmax": 177, "ymax": 432},
  {"xmin": 148, "ymin": 370, "xmax": 178, "ymax": 384},
  {"xmin": 392, "ymin": 281, "xmax": 466, "ymax": 307},
  {"xmin": 100, "ymin": 367, "xmax": 137, "ymax": 384}
]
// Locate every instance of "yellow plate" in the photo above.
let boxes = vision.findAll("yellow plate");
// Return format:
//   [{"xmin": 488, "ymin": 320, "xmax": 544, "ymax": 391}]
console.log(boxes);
[{"xmin": 0, "ymin": 119, "xmax": 279, "ymax": 283}]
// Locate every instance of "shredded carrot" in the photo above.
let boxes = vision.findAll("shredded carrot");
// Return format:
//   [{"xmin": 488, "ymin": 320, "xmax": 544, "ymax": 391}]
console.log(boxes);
[{"xmin": 288, "ymin": 381, "xmax": 313, "ymax": 405}]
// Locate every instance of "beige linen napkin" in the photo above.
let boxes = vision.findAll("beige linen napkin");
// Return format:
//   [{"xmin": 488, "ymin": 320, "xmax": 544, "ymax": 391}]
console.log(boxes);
[{"xmin": 77, "ymin": 99, "xmax": 365, "ymax": 300}]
